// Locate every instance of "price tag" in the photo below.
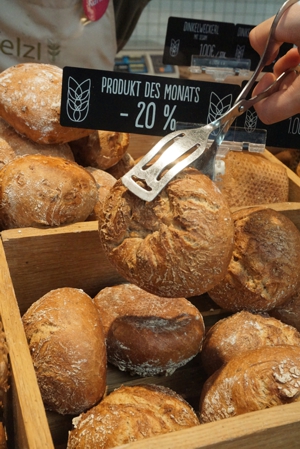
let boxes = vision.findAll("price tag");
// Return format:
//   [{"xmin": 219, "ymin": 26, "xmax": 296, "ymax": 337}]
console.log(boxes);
[{"xmin": 60, "ymin": 66, "xmax": 240, "ymax": 136}]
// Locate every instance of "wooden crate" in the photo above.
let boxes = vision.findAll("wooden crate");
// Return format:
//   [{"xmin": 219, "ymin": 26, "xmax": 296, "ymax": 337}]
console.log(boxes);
[{"xmin": 0, "ymin": 140, "xmax": 300, "ymax": 449}]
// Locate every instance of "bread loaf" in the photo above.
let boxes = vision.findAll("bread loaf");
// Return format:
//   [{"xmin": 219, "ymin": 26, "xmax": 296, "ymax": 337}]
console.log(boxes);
[
  {"xmin": 221, "ymin": 151, "xmax": 289, "ymax": 207},
  {"xmin": 22, "ymin": 287, "xmax": 107, "ymax": 415},
  {"xmin": 0, "ymin": 117, "xmax": 74, "ymax": 168},
  {"xmin": 67, "ymin": 384, "xmax": 200, "ymax": 448},
  {"xmin": 0, "ymin": 154, "xmax": 98, "ymax": 229},
  {"xmin": 201, "ymin": 311, "xmax": 300, "ymax": 376},
  {"xmin": 84, "ymin": 167, "xmax": 116, "ymax": 221},
  {"xmin": 99, "ymin": 167, "xmax": 234, "ymax": 298},
  {"xmin": 93, "ymin": 283, "xmax": 205, "ymax": 376},
  {"xmin": 270, "ymin": 290, "xmax": 300, "ymax": 332},
  {"xmin": 200, "ymin": 345, "xmax": 300, "ymax": 423},
  {"xmin": 0, "ymin": 63, "xmax": 92, "ymax": 144},
  {"xmin": 208, "ymin": 207, "xmax": 300, "ymax": 312},
  {"xmin": 106, "ymin": 151, "xmax": 135, "ymax": 179},
  {"xmin": 70, "ymin": 130, "xmax": 129, "ymax": 170}
]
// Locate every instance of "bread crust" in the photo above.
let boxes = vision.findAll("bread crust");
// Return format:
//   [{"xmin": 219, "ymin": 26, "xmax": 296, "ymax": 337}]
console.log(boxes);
[
  {"xmin": 270, "ymin": 290, "xmax": 300, "ymax": 332},
  {"xmin": 201, "ymin": 311, "xmax": 300, "ymax": 376},
  {"xmin": 22, "ymin": 287, "xmax": 107, "ymax": 415},
  {"xmin": 99, "ymin": 168, "xmax": 234, "ymax": 298},
  {"xmin": 93, "ymin": 283, "xmax": 205, "ymax": 376},
  {"xmin": 0, "ymin": 63, "xmax": 92, "ymax": 144},
  {"xmin": 208, "ymin": 207, "xmax": 300, "ymax": 312},
  {"xmin": 84, "ymin": 167, "xmax": 116, "ymax": 221},
  {"xmin": 0, "ymin": 154, "xmax": 98, "ymax": 228},
  {"xmin": 200, "ymin": 345, "xmax": 300, "ymax": 423},
  {"xmin": 67, "ymin": 384, "xmax": 199, "ymax": 448}
]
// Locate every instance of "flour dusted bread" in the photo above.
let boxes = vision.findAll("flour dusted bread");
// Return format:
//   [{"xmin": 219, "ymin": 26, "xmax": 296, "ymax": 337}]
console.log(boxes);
[
  {"xmin": 70, "ymin": 130, "xmax": 129, "ymax": 170},
  {"xmin": 201, "ymin": 311, "xmax": 300, "ymax": 376},
  {"xmin": 221, "ymin": 151, "xmax": 289, "ymax": 207},
  {"xmin": 22, "ymin": 287, "xmax": 107, "ymax": 415},
  {"xmin": 0, "ymin": 154, "xmax": 98, "ymax": 229},
  {"xmin": 0, "ymin": 63, "xmax": 92, "ymax": 144},
  {"xmin": 200, "ymin": 345, "xmax": 300, "ymax": 423},
  {"xmin": 0, "ymin": 117, "xmax": 74, "ymax": 168},
  {"xmin": 99, "ymin": 167, "xmax": 234, "ymax": 298},
  {"xmin": 67, "ymin": 384, "xmax": 199, "ymax": 448},
  {"xmin": 93, "ymin": 283, "xmax": 205, "ymax": 376},
  {"xmin": 84, "ymin": 167, "xmax": 116, "ymax": 221},
  {"xmin": 208, "ymin": 207, "xmax": 300, "ymax": 312}
]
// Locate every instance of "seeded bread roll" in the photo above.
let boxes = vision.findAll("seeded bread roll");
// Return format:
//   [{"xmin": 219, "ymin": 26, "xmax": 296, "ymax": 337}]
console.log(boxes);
[
  {"xmin": 93, "ymin": 283, "xmax": 205, "ymax": 376},
  {"xmin": 70, "ymin": 130, "xmax": 129, "ymax": 170},
  {"xmin": 221, "ymin": 151, "xmax": 289, "ymax": 207},
  {"xmin": 0, "ymin": 63, "xmax": 92, "ymax": 144},
  {"xmin": 99, "ymin": 167, "xmax": 234, "ymax": 298},
  {"xmin": 208, "ymin": 207, "xmax": 300, "ymax": 312},
  {"xmin": 22, "ymin": 287, "xmax": 107, "ymax": 415},
  {"xmin": 67, "ymin": 384, "xmax": 200, "ymax": 449},
  {"xmin": 0, "ymin": 117, "xmax": 74, "ymax": 168},
  {"xmin": 84, "ymin": 167, "xmax": 116, "ymax": 221},
  {"xmin": 270, "ymin": 290, "xmax": 300, "ymax": 332},
  {"xmin": 201, "ymin": 311, "xmax": 300, "ymax": 376},
  {"xmin": 200, "ymin": 345, "xmax": 300, "ymax": 423},
  {"xmin": 0, "ymin": 154, "xmax": 98, "ymax": 229}
]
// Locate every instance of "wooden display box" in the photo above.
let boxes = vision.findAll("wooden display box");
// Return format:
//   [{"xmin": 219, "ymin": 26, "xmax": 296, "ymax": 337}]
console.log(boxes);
[{"xmin": 0, "ymin": 143, "xmax": 300, "ymax": 449}]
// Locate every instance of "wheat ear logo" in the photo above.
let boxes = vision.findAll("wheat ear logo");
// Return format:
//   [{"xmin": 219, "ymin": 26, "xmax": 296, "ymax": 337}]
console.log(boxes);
[
  {"xmin": 235, "ymin": 44, "xmax": 245, "ymax": 59},
  {"xmin": 66, "ymin": 77, "xmax": 91, "ymax": 123},
  {"xmin": 207, "ymin": 92, "xmax": 232, "ymax": 135},
  {"xmin": 244, "ymin": 109, "xmax": 258, "ymax": 133},
  {"xmin": 170, "ymin": 39, "xmax": 180, "ymax": 57}
]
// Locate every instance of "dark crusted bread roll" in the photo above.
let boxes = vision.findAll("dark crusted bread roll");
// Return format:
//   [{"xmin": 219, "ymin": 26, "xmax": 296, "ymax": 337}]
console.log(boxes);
[
  {"xmin": 99, "ymin": 167, "xmax": 234, "ymax": 298},
  {"xmin": 22, "ymin": 287, "xmax": 107, "ymax": 415},
  {"xmin": 200, "ymin": 345, "xmax": 300, "ymax": 423},
  {"xmin": 67, "ymin": 384, "xmax": 200, "ymax": 449},
  {"xmin": 201, "ymin": 311, "xmax": 300, "ymax": 376},
  {"xmin": 93, "ymin": 283, "xmax": 205, "ymax": 376},
  {"xmin": 208, "ymin": 206, "xmax": 300, "ymax": 312},
  {"xmin": 270, "ymin": 290, "xmax": 300, "ymax": 332}
]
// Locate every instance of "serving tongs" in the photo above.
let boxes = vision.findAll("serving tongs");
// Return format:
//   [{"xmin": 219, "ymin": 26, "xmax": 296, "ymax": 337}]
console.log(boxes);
[{"xmin": 122, "ymin": 0, "xmax": 299, "ymax": 202}]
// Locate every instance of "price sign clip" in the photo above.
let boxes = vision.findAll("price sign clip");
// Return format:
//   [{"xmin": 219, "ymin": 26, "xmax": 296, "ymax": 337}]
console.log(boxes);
[{"xmin": 189, "ymin": 56, "xmax": 251, "ymax": 82}]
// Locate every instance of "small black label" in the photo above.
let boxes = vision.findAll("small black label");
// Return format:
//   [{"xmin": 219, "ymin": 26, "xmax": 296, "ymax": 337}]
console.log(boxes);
[{"xmin": 60, "ymin": 66, "xmax": 240, "ymax": 136}]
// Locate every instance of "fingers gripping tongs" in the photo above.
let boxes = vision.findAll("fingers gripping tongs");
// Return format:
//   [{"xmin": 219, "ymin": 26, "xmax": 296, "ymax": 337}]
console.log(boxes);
[{"xmin": 122, "ymin": 0, "xmax": 298, "ymax": 202}]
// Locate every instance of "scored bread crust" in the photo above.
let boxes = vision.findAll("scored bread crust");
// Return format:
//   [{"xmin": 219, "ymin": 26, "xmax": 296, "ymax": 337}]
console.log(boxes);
[
  {"xmin": 208, "ymin": 207, "xmax": 300, "ymax": 312},
  {"xmin": 93, "ymin": 283, "xmax": 205, "ymax": 376},
  {"xmin": 0, "ymin": 63, "xmax": 92, "ymax": 144},
  {"xmin": 201, "ymin": 311, "xmax": 300, "ymax": 376},
  {"xmin": 22, "ymin": 287, "xmax": 107, "ymax": 415},
  {"xmin": 0, "ymin": 154, "xmax": 98, "ymax": 229},
  {"xmin": 200, "ymin": 345, "xmax": 300, "ymax": 423},
  {"xmin": 99, "ymin": 168, "xmax": 234, "ymax": 298},
  {"xmin": 67, "ymin": 384, "xmax": 200, "ymax": 449}
]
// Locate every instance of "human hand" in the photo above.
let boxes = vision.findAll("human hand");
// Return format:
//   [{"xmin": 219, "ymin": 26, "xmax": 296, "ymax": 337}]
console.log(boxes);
[{"xmin": 249, "ymin": 2, "xmax": 300, "ymax": 124}]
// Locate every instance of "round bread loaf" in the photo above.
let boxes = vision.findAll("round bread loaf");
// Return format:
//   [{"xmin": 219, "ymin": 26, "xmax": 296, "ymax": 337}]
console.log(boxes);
[
  {"xmin": 200, "ymin": 345, "xmax": 300, "ymax": 423},
  {"xmin": 0, "ymin": 117, "xmax": 74, "ymax": 168},
  {"xmin": 201, "ymin": 311, "xmax": 300, "ymax": 376},
  {"xmin": 22, "ymin": 287, "xmax": 107, "ymax": 415},
  {"xmin": 106, "ymin": 151, "xmax": 135, "ymax": 179},
  {"xmin": 84, "ymin": 167, "xmax": 116, "ymax": 221},
  {"xmin": 93, "ymin": 283, "xmax": 205, "ymax": 376},
  {"xmin": 0, "ymin": 154, "xmax": 98, "ymax": 229},
  {"xmin": 221, "ymin": 151, "xmax": 289, "ymax": 207},
  {"xmin": 0, "ymin": 63, "xmax": 92, "ymax": 144},
  {"xmin": 270, "ymin": 290, "xmax": 300, "ymax": 332},
  {"xmin": 67, "ymin": 384, "xmax": 199, "ymax": 449},
  {"xmin": 99, "ymin": 167, "xmax": 234, "ymax": 298},
  {"xmin": 208, "ymin": 207, "xmax": 300, "ymax": 312},
  {"xmin": 70, "ymin": 130, "xmax": 129, "ymax": 170}
]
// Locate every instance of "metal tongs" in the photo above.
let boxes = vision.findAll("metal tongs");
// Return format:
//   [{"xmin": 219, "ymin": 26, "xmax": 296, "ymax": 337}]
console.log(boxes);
[{"xmin": 122, "ymin": 0, "xmax": 299, "ymax": 202}]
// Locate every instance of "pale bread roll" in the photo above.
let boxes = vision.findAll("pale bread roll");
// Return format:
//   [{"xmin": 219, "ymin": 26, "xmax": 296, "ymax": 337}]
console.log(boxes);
[
  {"xmin": 84, "ymin": 167, "xmax": 116, "ymax": 221},
  {"xmin": 70, "ymin": 130, "xmax": 129, "ymax": 170},
  {"xmin": 221, "ymin": 151, "xmax": 289, "ymax": 207},
  {"xmin": 0, "ymin": 63, "xmax": 92, "ymax": 144},
  {"xmin": 0, "ymin": 117, "xmax": 74, "ymax": 168},
  {"xmin": 99, "ymin": 168, "xmax": 234, "ymax": 298},
  {"xmin": 67, "ymin": 384, "xmax": 199, "ymax": 449},
  {"xmin": 200, "ymin": 345, "xmax": 300, "ymax": 423},
  {"xmin": 93, "ymin": 283, "xmax": 205, "ymax": 376},
  {"xmin": 208, "ymin": 207, "xmax": 300, "ymax": 312},
  {"xmin": 22, "ymin": 287, "xmax": 107, "ymax": 415},
  {"xmin": 201, "ymin": 311, "xmax": 300, "ymax": 376},
  {"xmin": 0, "ymin": 154, "xmax": 98, "ymax": 229},
  {"xmin": 270, "ymin": 290, "xmax": 300, "ymax": 332}
]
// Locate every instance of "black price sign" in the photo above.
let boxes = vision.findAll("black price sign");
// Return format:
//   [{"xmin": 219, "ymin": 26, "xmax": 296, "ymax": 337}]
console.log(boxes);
[{"xmin": 60, "ymin": 67, "xmax": 240, "ymax": 136}]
